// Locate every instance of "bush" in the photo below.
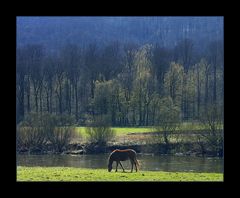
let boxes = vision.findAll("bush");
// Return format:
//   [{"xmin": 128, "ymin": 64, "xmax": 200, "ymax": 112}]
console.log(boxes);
[
  {"xmin": 46, "ymin": 114, "xmax": 76, "ymax": 152},
  {"xmin": 86, "ymin": 126, "xmax": 115, "ymax": 145},
  {"xmin": 16, "ymin": 113, "xmax": 76, "ymax": 153},
  {"xmin": 198, "ymin": 104, "xmax": 224, "ymax": 157},
  {"xmin": 86, "ymin": 115, "xmax": 115, "ymax": 145},
  {"xmin": 16, "ymin": 113, "xmax": 48, "ymax": 152}
]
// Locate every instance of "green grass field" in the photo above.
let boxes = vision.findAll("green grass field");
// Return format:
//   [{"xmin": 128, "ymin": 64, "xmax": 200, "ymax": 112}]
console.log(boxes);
[
  {"xmin": 76, "ymin": 127, "xmax": 154, "ymax": 137},
  {"xmin": 75, "ymin": 122, "xmax": 223, "ymax": 139},
  {"xmin": 17, "ymin": 166, "xmax": 223, "ymax": 181}
]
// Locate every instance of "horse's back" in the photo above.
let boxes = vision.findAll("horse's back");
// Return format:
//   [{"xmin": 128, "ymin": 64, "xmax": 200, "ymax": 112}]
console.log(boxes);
[
  {"xmin": 111, "ymin": 149, "xmax": 136, "ymax": 160},
  {"xmin": 114, "ymin": 149, "xmax": 136, "ymax": 153}
]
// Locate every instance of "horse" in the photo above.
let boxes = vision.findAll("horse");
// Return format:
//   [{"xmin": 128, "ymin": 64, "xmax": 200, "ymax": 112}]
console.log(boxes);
[{"xmin": 108, "ymin": 149, "xmax": 139, "ymax": 172}]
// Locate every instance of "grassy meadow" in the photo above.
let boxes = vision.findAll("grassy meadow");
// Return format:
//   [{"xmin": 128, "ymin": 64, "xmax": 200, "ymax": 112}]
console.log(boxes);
[
  {"xmin": 74, "ymin": 122, "xmax": 223, "ymax": 144},
  {"xmin": 75, "ymin": 122, "xmax": 218, "ymax": 136},
  {"xmin": 17, "ymin": 166, "xmax": 223, "ymax": 182}
]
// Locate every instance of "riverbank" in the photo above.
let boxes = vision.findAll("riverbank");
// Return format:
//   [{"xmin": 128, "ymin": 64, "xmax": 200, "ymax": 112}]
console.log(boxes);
[
  {"xmin": 17, "ymin": 126, "xmax": 223, "ymax": 157},
  {"xmin": 17, "ymin": 166, "xmax": 223, "ymax": 181},
  {"xmin": 17, "ymin": 141, "xmax": 222, "ymax": 157}
]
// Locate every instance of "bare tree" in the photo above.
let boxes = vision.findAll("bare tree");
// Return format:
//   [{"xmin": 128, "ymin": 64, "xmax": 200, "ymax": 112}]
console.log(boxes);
[
  {"xmin": 54, "ymin": 57, "xmax": 65, "ymax": 114},
  {"xmin": 199, "ymin": 104, "xmax": 223, "ymax": 156},
  {"xmin": 207, "ymin": 40, "xmax": 223, "ymax": 104},
  {"xmin": 84, "ymin": 43, "xmax": 99, "ymax": 99},
  {"xmin": 16, "ymin": 48, "xmax": 26, "ymax": 123},
  {"xmin": 28, "ymin": 45, "xmax": 45, "ymax": 113}
]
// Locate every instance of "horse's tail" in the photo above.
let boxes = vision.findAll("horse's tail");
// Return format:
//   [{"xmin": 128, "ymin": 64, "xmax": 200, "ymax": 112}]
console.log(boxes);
[{"xmin": 135, "ymin": 158, "xmax": 140, "ymax": 171}]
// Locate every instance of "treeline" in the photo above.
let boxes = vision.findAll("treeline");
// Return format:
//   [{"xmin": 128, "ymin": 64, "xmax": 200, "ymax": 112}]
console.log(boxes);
[
  {"xmin": 16, "ymin": 39, "xmax": 223, "ymax": 126},
  {"xmin": 17, "ymin": 17, "xmax": 223, "ymax": 53}
]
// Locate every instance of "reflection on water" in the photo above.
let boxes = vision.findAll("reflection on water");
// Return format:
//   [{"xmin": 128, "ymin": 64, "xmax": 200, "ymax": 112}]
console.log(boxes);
[{"xmin": 17, "ymin": 154, "xmax": 223, "ymax": 173}]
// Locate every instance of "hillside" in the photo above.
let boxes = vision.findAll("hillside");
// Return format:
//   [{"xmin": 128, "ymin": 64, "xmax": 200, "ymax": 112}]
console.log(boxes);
[{"xmin": 17, "ymin": 16, "xmax": 223, "ymax": 52}]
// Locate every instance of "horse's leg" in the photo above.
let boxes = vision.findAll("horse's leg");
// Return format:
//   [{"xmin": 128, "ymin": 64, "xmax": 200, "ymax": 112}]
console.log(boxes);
[
  {"xmin": 130, "ymin": 160, "xmax": 133, "ymax": 172},
  {"xmin": 134, "ymin": 160, "xmax": 137, "ymax": 172},
  {"xmin": 115, "ymin": 161, "xmax": 119, "ymax": 172},
  {"xmin": 119, "ymin": 161, "xmax": 125, "ymax": 172}
]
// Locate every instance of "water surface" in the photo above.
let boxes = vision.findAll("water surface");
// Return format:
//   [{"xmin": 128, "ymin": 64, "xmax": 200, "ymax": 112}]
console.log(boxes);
[{"xmin": 17, "ymin": 154, "xmax": 223, "ymax": 173}]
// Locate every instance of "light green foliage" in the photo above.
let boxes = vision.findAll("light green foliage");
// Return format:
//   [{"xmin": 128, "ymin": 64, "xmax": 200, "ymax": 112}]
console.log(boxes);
[
  {"xmin": 86, "ymin": 127, "xmax": 115, "ymax": 145},
  {"xmin": 93, "ymin": 79, "xmax": 128, "ymax": 126},
  {"xmin": 77, "ymin": 126, "xmax": 154, "ymax": 137},
  {"xmin": 131, "ymin": 44, "xmax": 157, "ymax": 126},
  {"xmin": 17, "ymin": 167, "xmax": 223, "ymax": 181},
  {"xmin": 93, "ymin": 80, "xmax": 112, "ymax": 115},
  {"xmin": 85, "ymin": 115, "xmax": 116, "ymax": 145},
  {"xmin": 154, "ymin": 96, "xmax": 181, "ymax": 146},
  {"xmin": 156, "ymin": 96, "xmax": 181, "ymax": 130},
  {"xmin": 164, "ymin": 62, "xmax": 184, "ymax": 108},
  {"xmin": 76, "ymin": 122, "xmax": 219, "ymax": 138}
]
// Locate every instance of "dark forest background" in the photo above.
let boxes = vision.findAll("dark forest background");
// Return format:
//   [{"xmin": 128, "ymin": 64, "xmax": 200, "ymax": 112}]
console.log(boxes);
[{"xmin": 16, "ymin": 17, "xmax": 223, "ymax": 126}]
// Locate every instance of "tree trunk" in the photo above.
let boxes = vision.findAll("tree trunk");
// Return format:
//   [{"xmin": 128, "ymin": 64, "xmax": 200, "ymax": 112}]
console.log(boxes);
[
  {"xmin": 146, "ymin": 103, "xmax": 149, "ymax": 126},
  {"xmin": 49, "ymin": 86, "xmax": 52, "ymax": 113},
  {"xmin": 34, "ymin": 91, "xmax": 38, "ymax": 113},
  {"xmin": 69, "ymin": 83, "xmax": 72, "ymax": 114},
  {"xmin": 196, "ymin": 65, "xmax": 200, "ymax": 119},
  {"xmin": 139, "ymin": 98, "xmax": 142, "ymax": 126},
  {"xmin": 39, "ymin": 85, "xmax": 43, "ymax": 114},
  {"xmin": 26, "ymin": 76, "xmax": 31, "ymax": 113},
  {"xmin": 18, "ymin": 77, "xmax": 25, "ymax": 121},
  {"xmin": 213, "ymin": 63, "xmax": 217, "ymax": 104},
  {"xmin": 75, "ymin": 83, "xmax": 78, "ymax": 122},
  {"xmin": 205, "ymin": 71, "xmax": 209, "ymax": 113},
  {"xmin": 181, "ymin": 83, "xmax": 187, "ymax": 120},
  {"xmin": 59, "ymin": 84, "xmax": 62, "ymax": 114},
  {"xmin": 46, "ymin": 89, "xmax": 49, "ymax": 112}
]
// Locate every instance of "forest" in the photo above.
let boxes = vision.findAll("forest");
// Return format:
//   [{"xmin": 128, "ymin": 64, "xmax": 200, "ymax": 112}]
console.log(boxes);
[{"xmin": 16, "ymin": 17, "xmax": 223, "ymax": 126}]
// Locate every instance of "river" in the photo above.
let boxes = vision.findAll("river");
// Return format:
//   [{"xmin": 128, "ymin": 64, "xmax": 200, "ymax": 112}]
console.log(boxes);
[{"xmin": 17, "ymin": 154, "xmax": 223, "ymax": 173}]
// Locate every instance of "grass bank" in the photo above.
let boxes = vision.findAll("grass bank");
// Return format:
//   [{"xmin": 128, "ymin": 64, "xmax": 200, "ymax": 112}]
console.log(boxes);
[
  {"xmin": 17, "ymin": 167, "xmax": 223, "ymax": 181},
  {"xmin": 75, "ymin": 122, "xmax": 223, "ymax": 138}
]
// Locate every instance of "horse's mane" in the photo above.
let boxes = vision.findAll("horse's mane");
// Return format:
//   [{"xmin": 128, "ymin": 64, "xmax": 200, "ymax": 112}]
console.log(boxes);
[{"xmin": 113, "ymin": 149, "xmax": 133, "ymax": 152}]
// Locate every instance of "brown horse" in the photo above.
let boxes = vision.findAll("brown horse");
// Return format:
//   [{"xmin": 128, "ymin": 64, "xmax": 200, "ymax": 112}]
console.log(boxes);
[{"xmin": 108, "ymin": 149, "xmax": 139, "ymax": 172}]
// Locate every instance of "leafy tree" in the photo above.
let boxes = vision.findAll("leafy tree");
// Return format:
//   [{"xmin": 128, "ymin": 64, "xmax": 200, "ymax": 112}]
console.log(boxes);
[
  {"xmin": 193, "ymin": 59, "xmax": 207, "ymax": 119},
  {"xmin": 86, "ymin": 115, "xmax": 115, "ymax": 145},
  {"xmin": 154, "ymin": 97, "xmax": 181, "ymax": 152},
  {"xmin": 199, "ymin": 104, "xmax": 223, "ymax": 156},
  {"xmin": 164, "ymin": 62, "xmax": 184, "ymax": 109},
  {"xmin": 132, "ymin": 44, "xmax": 155, "ymax": 126}
]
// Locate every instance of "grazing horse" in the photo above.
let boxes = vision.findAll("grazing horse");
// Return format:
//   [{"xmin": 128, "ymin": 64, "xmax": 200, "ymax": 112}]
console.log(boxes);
[{"xmin": 108, "ymin": 149, "xmax": 139, "ymax": 172}]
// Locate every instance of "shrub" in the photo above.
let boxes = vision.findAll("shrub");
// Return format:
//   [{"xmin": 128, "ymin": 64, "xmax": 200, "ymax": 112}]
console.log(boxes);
[
  {"xmin": 17, "ymin": 113, "xmax": 48, "ymax": 152},
  {"xmin": 45, "ymin": 114, "xmax": 76, "ymax": 152},
  {"xmin": 199, "ymin": 104, "xmax": 224, "ymax": 157},
  {"xmin": 153, "ymin": 97, "xmax": 181, "ymax": 153},
  {"xmin": 86, "ymin": 115, "xmax": 115, "ymax": 145},
  {"xmin": 16, "ymin": 113, "xmax": 76, "ymax": 153},
  {"xmin": 86, "ymin": 126, "xmax": 115, "ymax": 145}
]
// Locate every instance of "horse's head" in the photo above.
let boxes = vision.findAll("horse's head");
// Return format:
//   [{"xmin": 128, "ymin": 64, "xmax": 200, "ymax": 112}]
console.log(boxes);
[
  {"xmin": 108, "ymin": 163, "xmax": 112, "ymax": 172},
  {"xmin": 108, "ymin": 154, "xmax": 113, "ymax": 172}
]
